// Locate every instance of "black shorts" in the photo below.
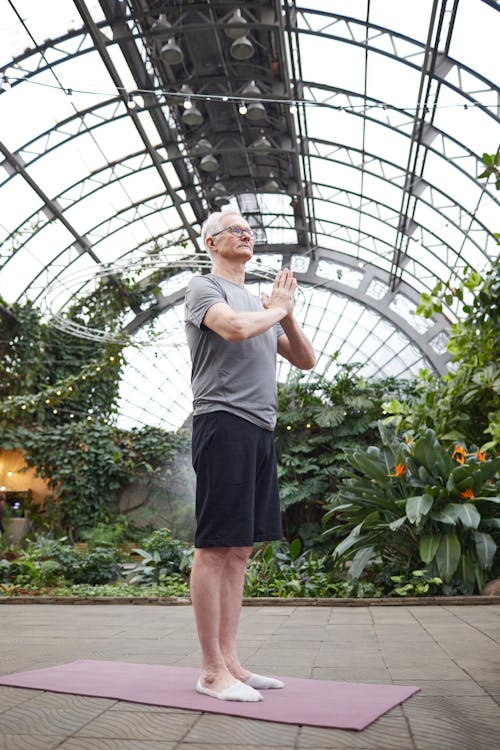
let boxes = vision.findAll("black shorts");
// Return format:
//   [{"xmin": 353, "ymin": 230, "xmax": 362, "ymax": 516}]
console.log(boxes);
[{"xmin": 191, "ymin": 410, "xmax": 282, "ymax": 548}]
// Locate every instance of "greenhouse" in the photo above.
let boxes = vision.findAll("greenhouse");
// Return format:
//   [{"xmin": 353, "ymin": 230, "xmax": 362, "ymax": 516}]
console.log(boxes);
[{"xmin": 0, "ymin": 0, "xmax": 499, "ymax": 745}]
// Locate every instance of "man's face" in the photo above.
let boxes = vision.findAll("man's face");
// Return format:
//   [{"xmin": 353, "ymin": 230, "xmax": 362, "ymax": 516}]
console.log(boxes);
[{"xmin": 209, "ymin": 214, "xmax": 254, "ymax": 262}]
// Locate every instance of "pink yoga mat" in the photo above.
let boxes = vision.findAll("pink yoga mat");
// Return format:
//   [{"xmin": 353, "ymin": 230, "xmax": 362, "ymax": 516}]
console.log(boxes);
[{"xmin": 0, "ymin": 660, "xmax": 419, "ymax": 730}]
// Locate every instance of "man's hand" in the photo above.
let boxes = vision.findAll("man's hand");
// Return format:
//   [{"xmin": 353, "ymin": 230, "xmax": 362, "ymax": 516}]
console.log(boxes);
[{"xmin": 262, "ymin": 268, "xmax": 296, "ymax": 318}]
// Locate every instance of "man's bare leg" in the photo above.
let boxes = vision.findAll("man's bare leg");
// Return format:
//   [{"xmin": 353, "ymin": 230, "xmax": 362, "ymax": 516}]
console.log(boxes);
[
  {"xmin": 219, "ymin": 546, "xmax": 285, "ymax": 690},
  {"xmin": 219, "ymin": 545, "xmax": 253, "ymax": 681},
  {"xmin": 190, "ymin": 547, "xmax": 261, "ymax": 700}
]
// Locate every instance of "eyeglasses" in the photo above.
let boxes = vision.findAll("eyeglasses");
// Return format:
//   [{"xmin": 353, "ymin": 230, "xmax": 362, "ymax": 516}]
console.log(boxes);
[{"xmin": 211, "ymin": 225, "xmax": 256, "ymax": 241}]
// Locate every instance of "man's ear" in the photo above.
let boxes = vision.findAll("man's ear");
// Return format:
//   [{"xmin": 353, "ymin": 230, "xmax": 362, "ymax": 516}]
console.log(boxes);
[{"xmin": 206, "ymin": 237, "xmax": 216, "ymax": 254}]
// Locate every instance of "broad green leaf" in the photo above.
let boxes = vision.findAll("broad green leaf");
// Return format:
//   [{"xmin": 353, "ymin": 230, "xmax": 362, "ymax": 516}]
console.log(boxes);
[
  {"xmin": 334, "ymin": 523, "xmax": 364, "ymax": 557},
  {"xmin": 389, "ymin": 516, "xmax": 407, "ymax": 531},
  {"xmin": 435, "ymin": 533, "xmax": 461, "ymax": 580},
  {"xmin": 412, "ymin": 435, "xmax": 435, "ymax": 471},
  {"xmin": 289, "ymin": 538, "xmax": 302, "ymax": 560},
  {"xmin": 458, "ymin": 554, "xmax": 477, "ymax": 595},
  {"xmin": 454, "ymin": 503, "xmax": 481, "ymax": 529},
  {"xmin": 473, "ymin": 532, "xmax": 497, "ymax": 569},
  {"xmin": 431, "ymin": 509, "xmax": 457, "ymax": 525},
  {"xmin": 420, "ymin": 534, "xmax": 441, "ymax": 564},
  {"xmin": 350, "ymin": 451, "xmax": 388, "ymax": 483},
  {"xmin": 406, "ymin": 494, "xmax": 433, "ymax": 524},
  {"xmin": 347, "ymin": 546, "xmax": 374, "ymax": 580}
]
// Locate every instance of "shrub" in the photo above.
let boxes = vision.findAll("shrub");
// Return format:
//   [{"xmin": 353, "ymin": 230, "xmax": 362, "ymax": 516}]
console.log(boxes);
[
  {"xmin": 323, "ymin": 424, "xmax": 499, "ymax": 593},
  {"xmin": 130, "ymin": 528, "xmax": 193, "ymax": 585}
]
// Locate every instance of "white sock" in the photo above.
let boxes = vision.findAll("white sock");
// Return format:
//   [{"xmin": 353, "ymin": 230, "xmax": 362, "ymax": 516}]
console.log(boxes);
[
  {"xmin": 245, "ymin": 673, "xmax": 285, "ymax": 689},
  {"xmin": 196, "ymin": 679, "xmax": 263, "ymax": 702}
]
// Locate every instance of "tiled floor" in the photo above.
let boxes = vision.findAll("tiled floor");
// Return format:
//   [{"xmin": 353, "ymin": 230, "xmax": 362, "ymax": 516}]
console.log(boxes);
[{"xmin": 0, "ymin": 603, "xmax": 498, "ymax": 749}]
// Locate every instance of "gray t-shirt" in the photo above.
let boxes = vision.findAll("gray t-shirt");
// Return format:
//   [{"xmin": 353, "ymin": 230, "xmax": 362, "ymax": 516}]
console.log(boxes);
[{"xmin": 184, "ymin": 274, "xmax": 283, "ymax": 431}]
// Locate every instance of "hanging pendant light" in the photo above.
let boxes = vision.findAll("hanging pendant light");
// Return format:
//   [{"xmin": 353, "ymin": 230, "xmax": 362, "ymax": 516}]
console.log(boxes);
[
  {"xmin": 251, "ymin": 134, "xmax": 272, "ymax": 154},
  {"xmin": 241, "ymin": 81, "xmax": 266, "ymax": 121},
  {"xmin": 151, "ymin": 14, "xmax": 174, "ymax": 41},
  {"xmin": 230, "ymin": 35, "xmax": 254, "ymax": 60},
  {"xmin": 190, "ymin": 138, "xmax": 212, "ymax": 157},
  {"xmin": 160, "ymin": 38, "xmax": 184, "ymax": 65},
  {"xmin": 210, "ymin": 181, "xmax": 230, "ymax": 206},
  {"xmin": 200, "ymin": 154, "xmax": 219, "ymax": 172},
  {"xmin": 224, "ymin": 9, "xmax": 248, "ymax": 39},
  {"xmin": 182, "ymin": 101, "xmax": 203, "ymax": 126},
  {"xmin": 263, "ymin": 173, "xmax": 280, "ymax": 192}
]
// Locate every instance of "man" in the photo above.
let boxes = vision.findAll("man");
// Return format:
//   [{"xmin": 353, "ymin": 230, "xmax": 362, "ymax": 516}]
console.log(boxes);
[{"xmin": 184, "ymin": 208, "xmax": 315, "ymax": 702}]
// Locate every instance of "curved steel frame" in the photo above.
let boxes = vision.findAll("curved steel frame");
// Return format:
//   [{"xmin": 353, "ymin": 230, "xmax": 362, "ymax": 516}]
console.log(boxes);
[{"xmin": 0, "ymin": 0, "xmax": 498, "ymax": 384}]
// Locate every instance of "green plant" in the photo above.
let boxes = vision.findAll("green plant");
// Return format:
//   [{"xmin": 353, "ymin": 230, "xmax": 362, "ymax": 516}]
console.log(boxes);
[
  {"xmin": 322, "ymin": 424, "xmax": 499, "ymax": 594},
  {"xmin": 275, "ymin": 367, "xmax": 411, "ymax": 544},
  {"xmin": 80, "ymin": 516, "xmax": 140, "ymax": 550},
  {"xmin": 0, "ymin": 421, "xmax": 188, "ymax": 537},
  {"xmin": 130, "ymin": 528, "xmax": 193, "ymax": 585},
  {"xmin": 244, "ymin": 539, "xmax": 334, "ymax": 597},
  {"xmin": 387, "ymin": 569, "xmax": 443, "ymax": 597},
  {"xmin": 387, "ymin": 259, "xmax": 499, "ymax": 452}
]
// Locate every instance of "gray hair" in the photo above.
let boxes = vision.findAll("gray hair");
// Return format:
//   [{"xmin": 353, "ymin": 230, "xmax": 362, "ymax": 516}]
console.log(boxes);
[{"xmin": 200, "ymin": 207, "xmax": 242, "ymax": 251}]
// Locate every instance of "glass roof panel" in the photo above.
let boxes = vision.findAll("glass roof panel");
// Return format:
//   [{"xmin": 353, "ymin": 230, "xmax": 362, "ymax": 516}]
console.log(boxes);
[{"xmin": 0, "ymin": 0, "xmax": 498, "ymax": 429}]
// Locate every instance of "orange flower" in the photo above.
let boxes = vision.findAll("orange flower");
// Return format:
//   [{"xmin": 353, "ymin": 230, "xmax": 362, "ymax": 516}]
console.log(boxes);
[
  {"xmin": 451, "ymin": 445, "xmax": 466, "ymax": 464},
  {"xmin": 476, "ymin": 450, "xmax": 486, "ymax": 462},
  {"xmin": 388, "ymin": 463, "xmax": 406, "ymax": 478},
  {"xmin": 459, "ymin": 488, "xmax": 475, "ymax": 500}
]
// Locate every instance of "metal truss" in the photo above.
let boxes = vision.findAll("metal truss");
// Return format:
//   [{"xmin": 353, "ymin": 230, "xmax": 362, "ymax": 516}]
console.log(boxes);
[{"xmin": 0, "ymin": 0, "xmax": 498, "ymax": 393}]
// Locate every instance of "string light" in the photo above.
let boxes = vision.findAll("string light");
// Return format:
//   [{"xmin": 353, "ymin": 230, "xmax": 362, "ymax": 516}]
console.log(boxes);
[
  {"xmin": 238, "ymin": 101, "xmax": 247, "ymax": 115},
  {"xmin": 3, "ymin": 74, "xmax": 494, "ymax": 114},
  {"xmin": 289, "ymin": 104, "xmax": 297, "ymax": 114},
  {"xmin": 183, "ymin": 97, "xmax": 192, "ymax": 110}
]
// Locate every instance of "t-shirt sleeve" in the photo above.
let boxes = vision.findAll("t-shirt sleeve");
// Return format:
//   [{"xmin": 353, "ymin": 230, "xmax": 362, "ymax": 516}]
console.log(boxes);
[{"xmin": 185, "ymin": 276, "xmax": 227, "ymax": 329}]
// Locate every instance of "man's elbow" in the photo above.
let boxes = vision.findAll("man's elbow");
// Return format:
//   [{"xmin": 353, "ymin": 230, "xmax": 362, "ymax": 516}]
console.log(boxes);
[{"xmin": 299, "ymin": 353, "xmax": 316, "ymax": 371}]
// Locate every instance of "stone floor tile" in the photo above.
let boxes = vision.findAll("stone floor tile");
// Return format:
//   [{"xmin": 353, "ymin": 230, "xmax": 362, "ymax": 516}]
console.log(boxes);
[
  {"xmin": 0, "ymin": 734, "xmax": 67, "ymax": 749},
  {"xmin": 107, "ymin": 701, "xmax": 198, "ymax": 714},
  {"xmin": 297, "ymin": 712, "xmax": 415, "ymax": 748},
  {"xmin": 0, "ymin": 693, "xmax": 115, "ymax": 736},
  {"xmin": 403, "ymin": 694, "xmax": 500, "ymax": 750},
  {"xmin": 74, "ymin": 710, "xmax": 197, "ymax": 741},
  {"xmin": 392, "ymin": 679, "xmax": 488, "ymax": 697},
  {"xmin": 0, "ymin": 686, "xmax": 41, "ymax": 712},
  {"xmin": 183, "ymin": 713, "xmax": 298, "ymax": 745},
  {"xmin": 58, "ymin": 740, "xmax": 176, "ymax": 750},
  {"xmin": 177, "ymin": 746, "xmax": 288, "ymax": 750}
]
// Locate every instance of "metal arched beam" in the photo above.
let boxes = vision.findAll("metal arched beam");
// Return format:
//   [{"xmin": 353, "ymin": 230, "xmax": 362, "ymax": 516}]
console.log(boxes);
[{"xmin": 120, "ymin": 250, "xmax": 451, "ymax": 374}]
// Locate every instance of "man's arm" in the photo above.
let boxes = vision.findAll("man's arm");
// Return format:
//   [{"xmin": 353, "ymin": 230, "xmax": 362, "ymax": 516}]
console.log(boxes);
[
  {"xmin": 203, "ymin": 301, "xmax": 287, "ymax": 342},
  {"xmin": 277, "ymin": 319, "xmax": 316, "ymax": 371},
  {"xmin": 203, "ymin": 269, "xmax": 315, "ymax": 371}
]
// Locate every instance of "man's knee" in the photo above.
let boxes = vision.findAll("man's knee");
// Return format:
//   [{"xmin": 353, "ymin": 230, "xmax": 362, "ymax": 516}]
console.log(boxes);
[{"xmin": 226, "ymin": 546, "xmax": 253, "ymax": 565}]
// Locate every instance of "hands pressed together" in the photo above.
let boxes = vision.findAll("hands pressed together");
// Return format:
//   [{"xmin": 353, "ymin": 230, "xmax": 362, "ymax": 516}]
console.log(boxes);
[{"xmin": 261, "ymin": 268, "xmax": 296, "ymax": 318}]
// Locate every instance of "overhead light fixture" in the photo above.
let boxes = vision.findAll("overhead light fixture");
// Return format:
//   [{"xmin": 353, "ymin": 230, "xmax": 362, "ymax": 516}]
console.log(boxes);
[
  {"xmin": 230, "ymin": 35, "xmax": 254, "ymax": 61},
  {"xmin": 200, "ymin": 153, "xmax": 219, "ymax": 172},
  {"xmin": 251, "ymin": 134, "xmax": 272, "ymax": 154},
  {"xmin": 190, "ymin": 138, "xmax": 212, "ymax": 156},
  {"xmin": 210, "ymin": 181, "xmax": 230, "ymax": 206},
  {"xmin": 127, "ymin": 94, "xmax": 137, "ymax": 109},
  {"xmin": 241, "ymin": 81, "xmax": 266, "ymax": 121},
  {"xmin": 151, "ymin": 14, "xmax": 174, "ymax": 41},
  {"xmin": 179, "ymin": 85, "xmax": 203, "ymax": 126},
  {"xmin": 160, "ymin": 38, "xmax": 184, "ymax": 65},
  {"xmin": 182, "ymin": 103, "xmax": 203, "ymax": 126},
  {"xmin": 238, "ymin": 102, "xmax": 248, "ymax": 115},
  {"xmin": 224, "ymin": 8, "xmax": 248, "ymax": 39},
  {"xmin": 289, "ymin": 103, "xmax": 298, "ymax": 114},
  {"xmin": 262, "ymin": 173, "xmax": 280, "ymax": 192}
]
